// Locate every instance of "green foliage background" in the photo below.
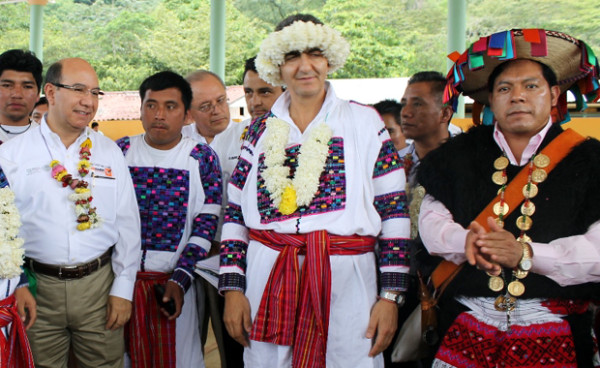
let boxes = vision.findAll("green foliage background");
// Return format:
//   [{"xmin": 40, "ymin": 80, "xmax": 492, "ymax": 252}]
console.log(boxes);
[{"xmin": 1, "ymin": 0, "xmax": 598, "ymax": 91}]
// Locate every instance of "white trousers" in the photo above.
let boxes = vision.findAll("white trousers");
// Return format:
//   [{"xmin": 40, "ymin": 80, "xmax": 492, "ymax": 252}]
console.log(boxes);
[{"xmin": 243, "ymin": 240, "xmax": 384, "ymax": 368}]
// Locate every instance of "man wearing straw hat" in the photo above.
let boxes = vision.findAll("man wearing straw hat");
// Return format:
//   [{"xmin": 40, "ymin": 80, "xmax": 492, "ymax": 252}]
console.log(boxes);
[
  {"xmin": 218, "ymin": 13, "xmax": 410, "ymax": 368},
  {"xmin": 417, "ymin": 29, "xmax": 600, "ymax": 367}
]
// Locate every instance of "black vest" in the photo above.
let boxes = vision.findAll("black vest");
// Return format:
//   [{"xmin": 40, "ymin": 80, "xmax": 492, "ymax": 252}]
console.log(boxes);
[{"xmin": 418, "ymin": 124, "xmax": 600, "ymax": 366}]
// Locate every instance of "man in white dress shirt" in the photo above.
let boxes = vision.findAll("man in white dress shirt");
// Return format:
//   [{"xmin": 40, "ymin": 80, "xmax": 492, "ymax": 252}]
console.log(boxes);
[
  {"xmin": 0, "ymin": 49, "xmax": 43, "ymax": 144},
  {"xmin": 0, "ymin": 57, "xmax": 141, "ymax": 368}
]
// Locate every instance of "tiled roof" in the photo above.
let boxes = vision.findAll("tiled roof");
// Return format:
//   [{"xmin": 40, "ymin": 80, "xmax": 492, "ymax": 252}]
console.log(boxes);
[
  {"xmin": 94, "ymin": 91, "xmax": 140, "ymax": 121},
  {"xmin": 94, "ymin": 86, "xmax": 246, "ymax": 121}
]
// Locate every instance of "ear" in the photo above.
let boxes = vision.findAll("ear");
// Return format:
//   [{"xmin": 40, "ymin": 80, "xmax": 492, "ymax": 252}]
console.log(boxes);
[
  {"xmin": 44, "ymin": 83, "xmax": 55, "ymax": 105},
  {"xmin": 549, "ymin": 85, "xmax": 560, "ymax": 107},
  {"xmin": 185, "ymin": 110, "xmax": 193, "ymax": 124},
  {"xmin": 440, "ymin": 105, "xmax": 454, "ymax": 125}
]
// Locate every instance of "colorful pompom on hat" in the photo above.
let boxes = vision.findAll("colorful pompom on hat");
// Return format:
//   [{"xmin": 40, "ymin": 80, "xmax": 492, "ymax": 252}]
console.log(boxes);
[{"xmin": 444, "ymin": 29, "xmax": 600, "ymax": 125}]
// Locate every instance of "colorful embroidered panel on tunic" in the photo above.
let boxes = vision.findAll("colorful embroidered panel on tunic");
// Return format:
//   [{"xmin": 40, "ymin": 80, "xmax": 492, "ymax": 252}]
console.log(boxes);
[
  {"xmin": 373, "ymin": 139, "xmax": 401, "ymax": 178},
  {"xmin": 230, "ymin": 157, "xmax": 252, "ymax": 191},
  {"xmin": 190, "ymin": 144, "xmax": 222, "ymax": 205},
  {"xmin": 224, "ymin": 202, "xmax": 244, "ymax": 226},
  {"xmin": 256, "ymin": 137, "xmax": 346, "ymax": 223},
  {"xmin": 130, "ymin": 166, "xmax": 189, "ymax": 252},
  {"xmin": 0, "ymin": 168, "xmax": 7, "ymax": 188},
  {"xmin": 220, "ymin": 240, "xmax": 248, "ymax": 269},
  {"xmin": 116, "ymin": 136, "xmax": 131, "ymax": 155}
]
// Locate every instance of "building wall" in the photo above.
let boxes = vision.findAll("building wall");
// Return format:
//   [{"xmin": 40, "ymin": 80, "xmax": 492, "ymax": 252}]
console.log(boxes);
[
  {"xmin": 98, "ymin": 117, "xmax": 600, "ymax": 142},
  {"xmin": 452, "ymin": 117, "xmax": 600, "ymax": 138}
]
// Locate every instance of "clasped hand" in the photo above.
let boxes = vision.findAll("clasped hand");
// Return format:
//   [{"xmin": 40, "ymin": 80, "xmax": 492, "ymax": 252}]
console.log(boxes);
[{"xmin": 465, "ymin": 217, "xmax": 524, "ymax": 274}]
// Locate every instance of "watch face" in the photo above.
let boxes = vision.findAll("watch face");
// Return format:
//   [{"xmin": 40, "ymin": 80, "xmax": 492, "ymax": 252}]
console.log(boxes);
[
  {"xmin": 396, "ymin": 294, "xmax": 405, "ymax": 306},
  {"xmin": 520, "ymin": 259, "xmax": 532, "ymax": 271}
]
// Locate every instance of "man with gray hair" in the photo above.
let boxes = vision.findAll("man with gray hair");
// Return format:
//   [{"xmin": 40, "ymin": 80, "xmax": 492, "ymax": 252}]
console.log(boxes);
[{"xmin": 183, "ymin": 70, "xmax": 246, "ymax": 367}]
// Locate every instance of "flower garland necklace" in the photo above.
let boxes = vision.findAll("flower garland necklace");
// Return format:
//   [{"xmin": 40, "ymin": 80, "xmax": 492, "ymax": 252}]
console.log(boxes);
[
  {"xmin": 49, "ymin": 137, "xmax": 101, "ymax": 231},
  {"xmin": 0, "ymin": 187, "xmax": 25, "ymax": 279},
  {"xmin": 262, "ymin": 117, "xmax": 332, "ymax": 215}
]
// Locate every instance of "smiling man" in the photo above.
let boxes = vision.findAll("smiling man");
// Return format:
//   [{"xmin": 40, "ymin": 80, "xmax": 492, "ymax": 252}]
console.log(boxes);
[
  {"xmin": 0, "ymin": 57, "xmax": 141, "ymax": 367},
  {"xmin": 116, "ymin": 71, "xmax": 222, "ymax": 368},
  {"xmin": 417, "ymin": 30, "xmax": 600, "ymax": 367},
  {"xmin": 220, "ymin": 14, "xmax": 409, "ymax": 368},
  {"xmin": 0, "ymin": 49, "xmax": 43, "ymax": 144}
]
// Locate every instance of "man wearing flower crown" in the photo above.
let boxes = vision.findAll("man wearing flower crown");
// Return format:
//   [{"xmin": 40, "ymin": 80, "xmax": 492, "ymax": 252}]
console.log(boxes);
[
  {"xmin": 0, "ymin": 57, "xmax": 142, "ymax": 367},
  {"xmin": 116, "ymin": 71, "xmax": 222, "ymax": 368},
  {"xmin": 218, "ymin": 14, "xmax": 410, "ymax": 368},
  {"xmin": 417, "ymin": 29, "xmax": 600, "ymax": 367}
]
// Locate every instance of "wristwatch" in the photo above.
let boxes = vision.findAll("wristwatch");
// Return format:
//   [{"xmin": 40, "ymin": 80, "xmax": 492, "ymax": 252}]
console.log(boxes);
[
  {"xmin": 379, "ymin": 290, "xmax": 405, "ymax": 307},
  {"xmin": 518, "ymin": 241, "xmax": 533, "ymax": 272}
]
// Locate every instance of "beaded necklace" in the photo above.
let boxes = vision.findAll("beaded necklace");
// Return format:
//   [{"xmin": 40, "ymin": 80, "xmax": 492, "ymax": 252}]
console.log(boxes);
[{"xmin": 488, "ymin": 152, "xmax": 549, "ymax": 328}]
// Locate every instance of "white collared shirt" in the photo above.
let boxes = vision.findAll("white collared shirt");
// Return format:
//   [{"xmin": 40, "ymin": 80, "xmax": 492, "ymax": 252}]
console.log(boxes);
[
  {"xmin": 0, "ymin": 117, "xmax": 142, "ymax": 300},
  {"xmin": 182, "ymin": 120, "xmax": 247, "ymax": 183}
]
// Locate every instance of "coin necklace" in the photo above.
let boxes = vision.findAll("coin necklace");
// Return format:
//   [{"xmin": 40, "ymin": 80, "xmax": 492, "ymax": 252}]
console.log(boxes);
[{"xmin": 489, "ymin": 152, "xmax": 549, "ymax": 328}]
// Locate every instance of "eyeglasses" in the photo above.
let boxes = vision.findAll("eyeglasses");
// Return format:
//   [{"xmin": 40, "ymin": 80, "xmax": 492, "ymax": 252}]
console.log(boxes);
[
  {"xmin": 196, "ymin": 96, "xmax": 228, "ymax": 113},
  {"xmin": 52, "ymin": 83, "xmax": 104, "ymax": 99}
]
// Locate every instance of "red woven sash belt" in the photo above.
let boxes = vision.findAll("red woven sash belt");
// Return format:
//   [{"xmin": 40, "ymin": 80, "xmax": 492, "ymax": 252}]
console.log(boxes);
[
  {"xmin": 126, "ymin": 272, "xmax": 176, "ymax": 368},
  {"xmin": 249, "ymin": 229, "xmax": 376, "ymax": 368},
  {"xmin": 0, "ymin": 294, "xmax": 34, "ymax": 368}
]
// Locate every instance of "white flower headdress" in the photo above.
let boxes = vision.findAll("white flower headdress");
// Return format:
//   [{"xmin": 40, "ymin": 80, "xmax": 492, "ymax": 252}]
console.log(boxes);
[{"xmin": 256, "ymin": 20, "xmax": 351, "ymax": 86}]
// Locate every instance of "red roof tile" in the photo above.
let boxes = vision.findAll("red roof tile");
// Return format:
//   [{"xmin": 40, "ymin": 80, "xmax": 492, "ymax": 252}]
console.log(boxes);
[{"xmin": 94, "ymin": 86, "xmax": 246, "ymax": 121}]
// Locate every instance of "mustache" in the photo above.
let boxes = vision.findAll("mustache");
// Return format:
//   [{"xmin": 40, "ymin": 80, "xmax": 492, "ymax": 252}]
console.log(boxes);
[{"xmin": 150, "ymin": 122, "xmax": 169, "ymax": 129}]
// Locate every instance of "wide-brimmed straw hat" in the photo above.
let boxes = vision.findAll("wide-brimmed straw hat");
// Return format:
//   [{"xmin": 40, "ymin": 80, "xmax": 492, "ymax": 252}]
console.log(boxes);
[{"xmin": 444, "ymin": 29, "xmax": 600, "ymax": 124}]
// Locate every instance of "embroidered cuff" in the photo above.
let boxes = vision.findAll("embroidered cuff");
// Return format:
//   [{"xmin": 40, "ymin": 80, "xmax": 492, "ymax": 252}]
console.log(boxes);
[
  {"xmin": 170, "ymin": 268, "xmax": 193, "ymax": 292},
  {"xmin": 17, "ymin": 272, "xmax": 29, "ymax": 288},
  {"xmin": 218, "ymin": 273, "xmax": 246, "ymax": 295},
  {"xmin": 380, "ymin": 271, "xmax": 409, "ymax": 292}
]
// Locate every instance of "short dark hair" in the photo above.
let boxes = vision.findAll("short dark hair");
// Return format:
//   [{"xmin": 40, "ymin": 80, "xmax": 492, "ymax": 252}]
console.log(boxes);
[
  {"xmin": 44, "ymin": 60, "xmax": 63, "ymax": 86},
  {"xmin": 34, "ymin": 96, "xmax": 47, "ymax": 108},
  {"xmin": 243, "ymin": 56, "xmax": 257, "ymax": 80},
  {"xmin": 275, "ymin": 14, "xmax": 323, "ymax": 31},
  {"xmin": 408, "ymin": 71, "xmax": 446, "ymax": 104},
  {"xmin": 0, "ymin": 49, "xmax": 43, "ymax": 92},
  {"xmin": 373, "ymin": 99, "xmax": 401, "ymax": 125},
  {"xmin": 139, "ymin": 71, "xmax": 193, "ymax": 112},
  {"xmin": 487, "ymin": 59, "xmax": 558, "ymax": 93},
  {"xmin": 91, "ymin": 122, "xmax": 99, "ymax": 128}
]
